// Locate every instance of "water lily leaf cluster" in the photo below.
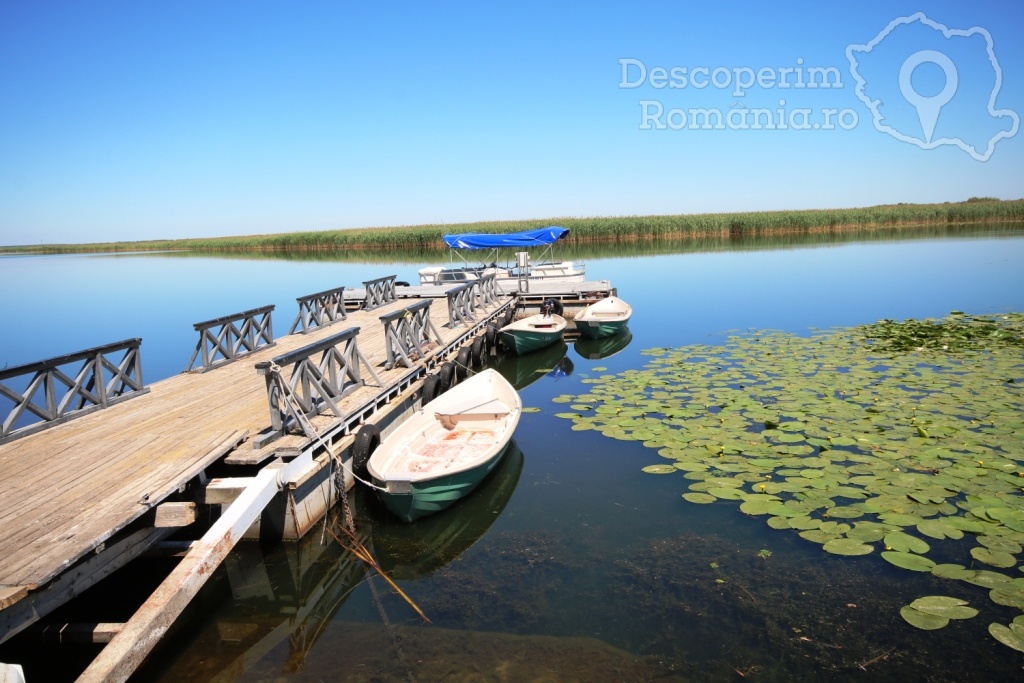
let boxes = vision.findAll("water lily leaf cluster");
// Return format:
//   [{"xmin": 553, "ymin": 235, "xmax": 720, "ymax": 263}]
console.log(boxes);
[
  {"xmin": 862, "ymin": 312, "xmax": 1024, "ymax": 354},
  {"xmin": 900, "ymin": 596, "xmax": 978, "ymax": 630},
  {"xmin": 553, "ymin": 312, "xmax": 1024, "ymax": 648}
]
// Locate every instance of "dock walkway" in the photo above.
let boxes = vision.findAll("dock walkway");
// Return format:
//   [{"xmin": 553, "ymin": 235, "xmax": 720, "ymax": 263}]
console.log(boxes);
[
  {"xmin": 0, "ymin": 273, "xmax": 615, "ymax": 681},
  {"xmin": 0, "ymin": 286, "xmax": 512, "ymax": 630}
]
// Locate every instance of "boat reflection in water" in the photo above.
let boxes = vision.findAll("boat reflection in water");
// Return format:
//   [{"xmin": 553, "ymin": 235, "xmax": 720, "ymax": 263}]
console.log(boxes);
[
  {"xmin": 573, "ymin": 329, "xmax": 633, "ymax": 360},
  {"xmin": 369, "ymin": 441, "xmax": 525, "ymax": 579},
  {"xmin": 144, "ymin": 521, "xmax": 369, "ymax": 681},
  {"xmin": 486, "ymin": 340, "xmax": 573, "ymax": 390}
]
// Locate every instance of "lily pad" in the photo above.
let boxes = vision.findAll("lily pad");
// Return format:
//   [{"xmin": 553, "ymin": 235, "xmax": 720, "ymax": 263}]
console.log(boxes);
[
  {"xmin": 737, "ymin": 497, "xmax": 780, "ymax": 515},
  {"xmin": 823, "ymin": 538, "xmax": 874, "ymax": 556},
  {"xmin": 971, "ymin": 546, "xmax": 1018, "ymax": 569},
  {"xmin": 682, "ymin": 492, "xmax": 716, "ymax": 504},
  {"xmin": 884, "ymin": 531, "xmax": 930, "ymax": 554},
  {"xmin": 882, "ymin": 551, "xmax": 936, "ymax": 572},
  {"xmin": 989, "ymin": 622, "xmax": 1024, "ymax": 652},
  {"xmin": 990, "ymin": 585, "xmax": 1024, "ymax": 609},
  {"xmin": 960, "ymin": 570, "xmax": 1012, "ymax": 589},
  {"xmin": 900, "ymin": 606, "xmax": 948, "ymax": 630},
  {"xmin": 707, "ymin": 487, "xmax": 747, "ymax": 500},
  {"xmin": 907, "ymin": 596, "xmax": 978, "ymax": 619},
  {"xmin": 917, "ymin": 519, "xmax": 964, "ymax": 540},
  {"xmin": 642, "ymin": 464, "xmax": 678, "ymax": 474},
  {"xmin": 931, "ymin": 563, "xmax": 971, "ymax": 580}
]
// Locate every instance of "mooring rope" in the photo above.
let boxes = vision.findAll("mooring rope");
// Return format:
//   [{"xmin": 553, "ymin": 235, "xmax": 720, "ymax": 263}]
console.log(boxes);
[{"xmin": 263, "ymin": 362, "xmax": 388, "ymax": 500}]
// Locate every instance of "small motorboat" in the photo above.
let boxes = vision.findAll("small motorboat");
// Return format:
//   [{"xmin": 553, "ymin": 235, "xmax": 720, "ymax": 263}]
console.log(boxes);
[
  {"xmin": 367, "ymin": 369, "xmax": 522, "ymax": 522},
  {"xmin": 573, "ymin": 295, "xmax": 632, "ymax": 339},
  {"xmin": 497, "ymin": 312, "xmax": 567, "ymax": 356}
]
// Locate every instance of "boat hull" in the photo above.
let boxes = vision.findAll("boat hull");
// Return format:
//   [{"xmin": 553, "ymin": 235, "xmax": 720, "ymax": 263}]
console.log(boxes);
[
  {"xmin": 374, "ymin": 441, "xmax": 512, "ymax": 522},
  {"xmin": 366, "ymin": 369, "xmax": 522, "ymax": 523},
  {"xmin": 572, "ymin": 296, "xmax": 632, "ymax": 339},
  {"xmin": 418, "ymin": 263, "xmax": 585, "ymax": 287},
  {"xmin": 499, "ymin": 328, "xmax": 564, "ymax": 355},
  {"xmin": 574, "ymin": 318, "xmax": 629, "ymax": 339}
]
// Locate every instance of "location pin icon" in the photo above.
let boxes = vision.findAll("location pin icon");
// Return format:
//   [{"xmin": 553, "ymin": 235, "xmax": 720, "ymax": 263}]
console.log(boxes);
[{"xmin": 899, "ymin": 50, "xmax": 958, "ymax": 143}]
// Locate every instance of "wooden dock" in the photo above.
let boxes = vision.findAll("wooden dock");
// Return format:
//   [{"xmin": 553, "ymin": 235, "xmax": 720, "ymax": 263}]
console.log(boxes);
[{"xmin": 0, "ymin": 273, "xmax": 613, "ymax": 681}]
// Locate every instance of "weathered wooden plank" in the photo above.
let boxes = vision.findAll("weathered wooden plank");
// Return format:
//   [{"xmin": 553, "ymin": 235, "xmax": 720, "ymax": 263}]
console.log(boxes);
[
  {"xmin": 76, "ymin": 466, "xmax": 281, "ymax": 683},
  {"xmin": 34, "ymin": 621, "xmax": 124, "ymax": 644},
  {"xmin": 0, "ymin": 587, "xmax": 27, "ymax": 611},
  {"xmin": 153, "ymin": 503, "xmax": 196, "ymax": 528},
  {"xmin": 197, "ymin": 477, "xmax": 255, "ymax": 505}
]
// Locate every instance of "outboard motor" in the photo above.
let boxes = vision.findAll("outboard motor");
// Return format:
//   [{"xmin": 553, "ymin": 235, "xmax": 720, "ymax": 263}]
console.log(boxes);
[{"xmin": 541, "ymin": 298, "xmax": 564, "ymax": 317}]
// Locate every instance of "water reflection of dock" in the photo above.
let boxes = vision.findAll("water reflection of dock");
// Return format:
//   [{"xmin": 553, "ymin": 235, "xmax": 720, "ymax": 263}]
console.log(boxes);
[{"xmin": 145, "ymin": 526, "xmax": 368, "ymax": 682}]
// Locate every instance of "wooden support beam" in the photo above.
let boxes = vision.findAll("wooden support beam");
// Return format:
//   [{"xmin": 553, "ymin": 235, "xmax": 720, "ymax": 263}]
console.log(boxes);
[
  {"xmin": 146, "ymin": 541, "xmax": 196, "ymax": 558},
  {"xmin": 0, "ymin": 587, "xmax": 27, "ymax": 611},
  {"xmin": 197, "ymin": 477, "xmax": 256, "ymax": 505},
  {"xmin": 33, "ymin": 622, "xmax": 124, "ymax": 644},
  {"xmin": 153, "ymin": 502, "xmax": 196, "ymax": 528},
  {"xmin": 0, "ymin": 528, "xmax": 174, "ymax": 648},
  {"xmin": 76, "ymin": 466, "xmax": 281, "ymax": 683}
]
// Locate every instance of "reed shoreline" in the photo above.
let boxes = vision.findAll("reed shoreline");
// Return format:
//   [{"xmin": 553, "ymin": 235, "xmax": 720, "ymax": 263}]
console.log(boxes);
[{"xmin": 3, "ymin": 198, "xmax": 1022, "ymax": 254}]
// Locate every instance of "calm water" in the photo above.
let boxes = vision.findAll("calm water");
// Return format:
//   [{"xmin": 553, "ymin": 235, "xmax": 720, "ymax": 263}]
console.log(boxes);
[{"xmin": 2, "ymin": 230, "xmax": 1023, "ymax": 682}]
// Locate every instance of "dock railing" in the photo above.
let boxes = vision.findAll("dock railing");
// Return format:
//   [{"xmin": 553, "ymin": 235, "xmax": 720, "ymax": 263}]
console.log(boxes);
[
  {"xmin": 475, "ymin": 271, "xmax": 499, "ymax": 309},
  {"xmin": 0, "ymin": 338, "xmax": 148, "ymax": 443},
  {"xmin": 187, "ymin": 305, "xmax": 275, "ymax": 372},
  {"xmin": 361, "ymin": 275, "xmax": 397, "ymax": 310},
  {"xmin": 379, "ymin": 299, "xmax": 444, "ymax": 370},
  {"xmin": 289, "ymin": 286, "xmax": 347, "ymax": 334},
  {"xmin": 445, "ymin": 282, "xmax": 478, "ymax": 327},
  {"xmin": 445, "ymin": 273, "xmax": 499, "ymax": 328},
  {"xmin": 254, "ymin": 326, "xmax": 383, "ymax": 447}
]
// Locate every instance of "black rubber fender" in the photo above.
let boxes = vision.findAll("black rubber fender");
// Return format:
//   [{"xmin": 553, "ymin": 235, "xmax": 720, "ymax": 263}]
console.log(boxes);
[
  {"xmin": 351, "ymin": 423, "xmax": 381, "ymax": 478},
  {"xmin": 456, "ymin": 347, "xmax": 472, "ymax": 381},
  {"xmin": 438, "ymin": 362, "xmax": 455, "ymax": 392},
  {"xmin": 542, "ymin": 298, "xmax": 564, "ymax": 316},
  {"xmin": 485, "ymin": 325, "xmax": 497, "ymax": 350},
  {"xmin": 471, "ymin": 335, "xmax": 485, "ymax": 366},
  {"xmin": 422, "ymin": 374, "xmax": 441, "ymax": 403}
]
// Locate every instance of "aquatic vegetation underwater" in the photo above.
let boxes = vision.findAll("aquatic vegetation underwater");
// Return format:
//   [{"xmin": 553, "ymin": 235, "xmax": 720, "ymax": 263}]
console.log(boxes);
[{"xmin": 554, "ymin": 312, "xmax": 1024, "ymax": 652}]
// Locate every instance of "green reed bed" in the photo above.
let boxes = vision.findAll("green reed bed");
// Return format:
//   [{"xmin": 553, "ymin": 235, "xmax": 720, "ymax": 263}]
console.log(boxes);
[{"xmin": 4, "ymin": 198, "xmax": 1022, "ymax": 254}]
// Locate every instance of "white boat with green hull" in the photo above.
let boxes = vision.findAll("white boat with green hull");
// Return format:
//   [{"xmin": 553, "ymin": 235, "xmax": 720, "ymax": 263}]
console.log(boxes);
[
  {"xmin": 573, "ymin": 295, "xmax": 632, "ymax": 339},
  {"xmin": 498, "ymin": 312, "xmax": 567, "ymax": 356},
  {"xmin": 367, "ymin": 369, "xmax": 522, "ymax": 522}
]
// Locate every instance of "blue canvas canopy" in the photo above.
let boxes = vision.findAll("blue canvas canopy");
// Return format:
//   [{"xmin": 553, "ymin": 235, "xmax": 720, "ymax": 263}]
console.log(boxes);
[{"xmin": 442, "ymin": 226, "xmax": 569, "ymax": 250}]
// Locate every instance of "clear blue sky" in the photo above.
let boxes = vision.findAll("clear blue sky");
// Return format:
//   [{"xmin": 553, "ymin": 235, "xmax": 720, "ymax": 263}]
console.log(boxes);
[{"xmin": 1, "ymin": 1, "xmax": 1022, "ymax": 246}]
